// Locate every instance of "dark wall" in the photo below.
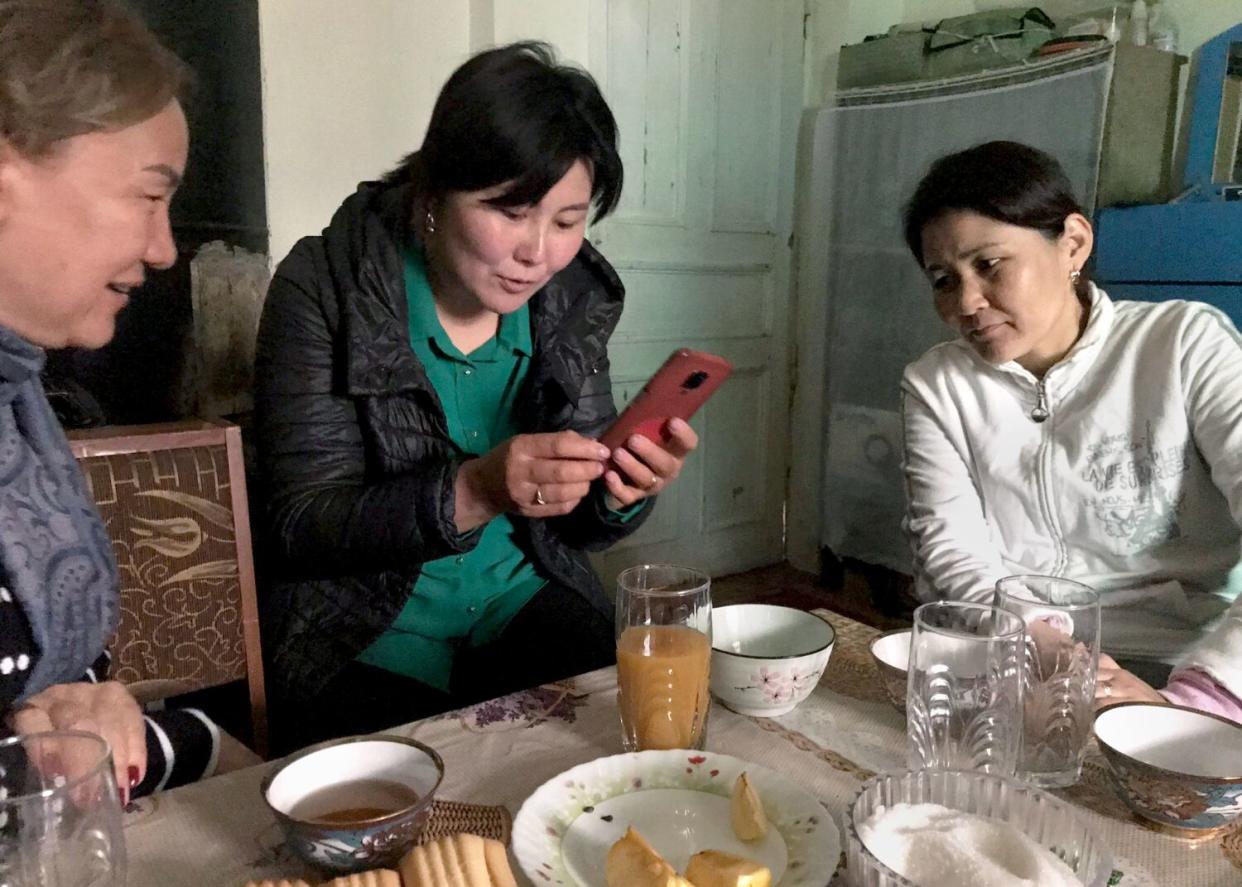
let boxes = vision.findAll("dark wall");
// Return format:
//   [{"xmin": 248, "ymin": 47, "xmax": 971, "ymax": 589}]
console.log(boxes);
[
  {"xmin": 134, "ymin": 0, "xmax": 268, "ymax": 255},
  {"xmin": 47, "ymin": 0, "xmax": 267, "ymax": 427}
]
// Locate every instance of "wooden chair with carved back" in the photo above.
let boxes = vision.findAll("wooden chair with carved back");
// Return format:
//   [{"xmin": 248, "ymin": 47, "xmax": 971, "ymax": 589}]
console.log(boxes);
[{"xmin": 67, "ymin": 420, "xmax": 268, "ymax": 757}]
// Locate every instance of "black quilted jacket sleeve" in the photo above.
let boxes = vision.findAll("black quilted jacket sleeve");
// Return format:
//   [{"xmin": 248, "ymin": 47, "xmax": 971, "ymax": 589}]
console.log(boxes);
[{"xmin": 253, "ymin": 239, "xmax": 478, "ymax": 579}]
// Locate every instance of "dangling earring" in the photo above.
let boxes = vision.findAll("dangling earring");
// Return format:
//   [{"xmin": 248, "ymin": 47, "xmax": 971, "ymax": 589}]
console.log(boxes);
[
  {"xmin": 424, "ymin": 209, "xmax": 436, "ymax": 235},
  {"xmin": 1069, "ymin": 269, "xmax": 1081, "ymax": 284}
]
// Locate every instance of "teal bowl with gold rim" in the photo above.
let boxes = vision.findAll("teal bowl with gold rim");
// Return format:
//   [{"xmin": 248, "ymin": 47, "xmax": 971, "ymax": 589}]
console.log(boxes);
[
  {"xmin": 1094, "ymin": 702, "xmax": 1242, "ymax": 839},
  {"xmin": 260, "ymin": 734, "xmax": 444, "ymax": 874}
]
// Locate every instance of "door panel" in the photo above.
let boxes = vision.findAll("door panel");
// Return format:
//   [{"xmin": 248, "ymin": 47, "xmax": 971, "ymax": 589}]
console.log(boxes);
[
  {"xmin": 606, "ymin": 0, "xmax": 690, "ymax": 224},
  {"xmin": 613, "ymin": 268, "xmax": 773, "ymax": 339},
  {"xmin": 713, "ymin": 0, "xmax": 785, "ymax": 234},
  {"xmin": 588, "ymin": 0, "xmax": 802, "ymax": 585},
  {"xmin": 702, "ymin": 368, "xmax": 770, "ymax": 527}
]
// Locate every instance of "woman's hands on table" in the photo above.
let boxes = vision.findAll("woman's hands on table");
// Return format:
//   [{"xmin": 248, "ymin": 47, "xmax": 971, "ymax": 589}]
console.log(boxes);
[
  {"xmin": 1095, "ymin": 653, "xmax": 1167, "ymax": 710},
  {"xmin": 9, "ymin": 681, "xmax": 145, "ymax": 803},
  {"xmin": 1023, "ymin": 623, "xmax": 1167, "ymax": 712},
  {"xmin": 1026, "ymin": 616, "xmax": 1079, "ymax": 678}
]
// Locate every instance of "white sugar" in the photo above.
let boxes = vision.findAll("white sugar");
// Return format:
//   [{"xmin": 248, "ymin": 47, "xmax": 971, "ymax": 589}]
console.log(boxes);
[{"xmin": 858, "ymin": 802, "xmax": 1084, "ymax": 887}]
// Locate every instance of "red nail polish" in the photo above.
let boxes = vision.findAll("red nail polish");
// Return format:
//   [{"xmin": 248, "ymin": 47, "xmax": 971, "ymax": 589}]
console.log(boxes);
[{"xmin": 127, "ymin": 766, "xmax": 140, "ymax": 789}]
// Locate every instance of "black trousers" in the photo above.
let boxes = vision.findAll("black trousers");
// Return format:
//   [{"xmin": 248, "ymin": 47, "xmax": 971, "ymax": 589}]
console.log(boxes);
[{"xmin": 273, "ymin": 582, "xmax": 615, "ymax": 754}]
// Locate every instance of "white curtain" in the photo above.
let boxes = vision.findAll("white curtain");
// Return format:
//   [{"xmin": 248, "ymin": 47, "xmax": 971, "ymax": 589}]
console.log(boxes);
[{"xmin": 815, "ymin": 50, "xmax": 1115, "ymax": 571}]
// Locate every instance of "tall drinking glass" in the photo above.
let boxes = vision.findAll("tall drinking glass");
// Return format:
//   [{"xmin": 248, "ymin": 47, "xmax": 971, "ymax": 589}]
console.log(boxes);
[
  {"xmin": 616, "ymin": 564, "xmax": 712, "ymax": 751},
  {"xmin": 995, "ymin": 575, "xmax": 1101, "ymax": 788},
  {"xmin": 0, "ymin": 730, "xmax": 125, "ymax": 886},
  {"xmin": 907, "ymin": 601, "xmax": 1025, "ymax": 776}
]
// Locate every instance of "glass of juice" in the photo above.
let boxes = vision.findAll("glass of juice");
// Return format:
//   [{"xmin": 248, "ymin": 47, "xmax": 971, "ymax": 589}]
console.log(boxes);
[{"xmin": 616, "ymin": 564, "xmax": 712, "ymax": 751}]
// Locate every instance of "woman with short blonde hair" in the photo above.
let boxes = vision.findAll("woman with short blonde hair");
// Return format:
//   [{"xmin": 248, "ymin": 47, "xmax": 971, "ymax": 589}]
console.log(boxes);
[
  {"xmin": 0, "ymin": 0, "xmax": 222, "ymax": 799},
  {"xmin": 0, "ymin": 0, "xmax": 186, "ymax": 155}
]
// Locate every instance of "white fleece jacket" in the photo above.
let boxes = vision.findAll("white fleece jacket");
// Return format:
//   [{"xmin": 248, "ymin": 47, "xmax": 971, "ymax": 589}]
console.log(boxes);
[{"xmin": 901, "ymin": 286, "xmax": 1242, "ymax": 696}]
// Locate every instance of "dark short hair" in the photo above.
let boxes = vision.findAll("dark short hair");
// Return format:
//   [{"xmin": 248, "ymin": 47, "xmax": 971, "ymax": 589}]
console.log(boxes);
[
  {"xmin": 388, "ymin": 41, "xmax": 622, "ymax": 223},
  {"xmin": 902, "ymin": 141, "xmax": 1085, "ymax": 266}
]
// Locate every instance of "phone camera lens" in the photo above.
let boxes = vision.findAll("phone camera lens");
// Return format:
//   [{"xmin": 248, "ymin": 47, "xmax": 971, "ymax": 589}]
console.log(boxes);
[{"xmin": 683, "ymin": 371, "xmax": 708, "ymax": 390}]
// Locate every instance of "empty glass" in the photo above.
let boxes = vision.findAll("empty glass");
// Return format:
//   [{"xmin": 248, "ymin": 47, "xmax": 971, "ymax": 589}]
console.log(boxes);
[
  {"xmin": 906, "ymin": 601, "xmax": 1025, "ymax": 776},
  {"xmin": 615, "ymin": 564, "xmax": 712, "ymax": 751},
  {"xmin": 0, "ymin": 730, "xmax": 125, "ymax": 886},
  {"xmin": 996, "ymin": 575, "xmax": 1101, "ymax": 788}
]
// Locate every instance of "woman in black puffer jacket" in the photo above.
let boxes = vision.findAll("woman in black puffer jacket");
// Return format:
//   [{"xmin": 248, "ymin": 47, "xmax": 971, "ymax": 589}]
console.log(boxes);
[{"xmin": 254, "ymin": 42, "xmax": 699, "ymax": 752}]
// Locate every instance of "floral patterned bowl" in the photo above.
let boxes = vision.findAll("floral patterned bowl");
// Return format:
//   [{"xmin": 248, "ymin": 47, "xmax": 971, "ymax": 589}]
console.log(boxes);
[
  {"xmin": 710, "ymin": 604, "xmax": 835, "ymax": 717},
  {"xmin": 1094, "ymin": 702, "xmax": 1242, "ymax": 839},
  {"xmin": 261, "ymin": 734, "xmax": 444, "ymax": 874}
]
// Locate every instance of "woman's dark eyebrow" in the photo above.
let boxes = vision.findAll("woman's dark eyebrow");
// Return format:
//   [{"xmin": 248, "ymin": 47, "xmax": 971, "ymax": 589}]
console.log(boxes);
[
  {"xmin": 144, "ymin": 163, "xmax": 183, "ymax": 188},
  {"xmin": 925, "ymin": 241, "xmax": 1005, "ymax": 271},
  {"xmin": 957, "ymin": 241, "xmax": 1002, "ymax": 259}
]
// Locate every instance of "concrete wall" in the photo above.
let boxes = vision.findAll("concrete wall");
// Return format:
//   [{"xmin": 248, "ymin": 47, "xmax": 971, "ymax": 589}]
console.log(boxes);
[
  {"xmin": 257, "ymin": 2, "xmax": 471, "ymax": 265},
  {"xmin": 257, "ymin": 1, "xmax": 615, "ymax": 265},
  {"xmin": 1151, "ymin": 1, "xmax": 1238, "ymax": 54},
  {"xmin": 804, "ymin": 0, "xmax": 903, "ymax": 101}
]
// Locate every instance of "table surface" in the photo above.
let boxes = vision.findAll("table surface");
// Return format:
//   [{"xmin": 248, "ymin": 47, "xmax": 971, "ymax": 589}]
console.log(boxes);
[{"xmin": 126, "ymin": 610, "xmax": 1242, "ymax": 887}]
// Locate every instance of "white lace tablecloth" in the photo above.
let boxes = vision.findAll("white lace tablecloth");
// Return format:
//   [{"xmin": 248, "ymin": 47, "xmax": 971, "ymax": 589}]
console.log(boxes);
[{"xmin": 125, "ymin": 610, "xmax": 1242, "ymax": 886}]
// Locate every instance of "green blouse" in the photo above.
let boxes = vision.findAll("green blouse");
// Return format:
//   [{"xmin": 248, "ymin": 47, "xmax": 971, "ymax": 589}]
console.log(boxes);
[{"xmin": 356, "ymin": 245, "xmax": 547, "ymax": 691}]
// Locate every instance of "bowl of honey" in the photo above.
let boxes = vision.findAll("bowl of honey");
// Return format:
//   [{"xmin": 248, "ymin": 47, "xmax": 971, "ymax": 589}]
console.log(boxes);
[{"xmin": 261, "ymin": 734, "xmax": 444, "ymax": 874}]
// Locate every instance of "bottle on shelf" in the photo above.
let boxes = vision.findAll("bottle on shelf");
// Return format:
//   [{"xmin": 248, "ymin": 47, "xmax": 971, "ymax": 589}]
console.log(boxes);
[
  {"xmin": 1126, "ymin": 0, "xmax": 1149, "ymax": 47},
  {"xmin": 1148, "ymin": 0, "xmax": 1178, "ymax": 53}
]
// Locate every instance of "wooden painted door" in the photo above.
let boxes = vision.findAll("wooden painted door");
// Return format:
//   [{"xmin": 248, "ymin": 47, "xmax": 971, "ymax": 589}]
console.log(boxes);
[{"xmin": 490, "ymin": 0, "xmax": 805, "ymax": 584}]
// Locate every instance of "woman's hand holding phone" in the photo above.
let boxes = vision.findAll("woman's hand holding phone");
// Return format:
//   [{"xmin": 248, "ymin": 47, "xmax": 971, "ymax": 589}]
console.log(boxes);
[
  {"xmin": 453, "ymin": 421, "xmax": 698, "ymax": 529},
  {"xmin": 594, "ymin": 348, "xmax": 723, "ymax": 508},
  {"xmin": 455, "ymin": 349, "xmax": 722, "ymax": 528},
  {"xmin": 603, "ymin": 417, "xmax": 699, "ymax": 508},
  {"xmin": 455, "ymin": 431, "xmax": 610, "ymax": 531}
]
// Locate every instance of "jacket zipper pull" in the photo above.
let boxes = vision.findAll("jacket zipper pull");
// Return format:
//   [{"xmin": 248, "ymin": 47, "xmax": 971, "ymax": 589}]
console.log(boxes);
[{"xmin": 1030, "ymin": 379, "xmax": 1050, "ymax": 423}]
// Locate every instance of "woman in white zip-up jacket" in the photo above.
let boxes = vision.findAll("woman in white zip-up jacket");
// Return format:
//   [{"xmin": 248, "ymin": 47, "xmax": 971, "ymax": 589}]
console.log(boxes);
[{"xmin": 899, "ymin": 141, "xmax": 1242, "ymax": 720}]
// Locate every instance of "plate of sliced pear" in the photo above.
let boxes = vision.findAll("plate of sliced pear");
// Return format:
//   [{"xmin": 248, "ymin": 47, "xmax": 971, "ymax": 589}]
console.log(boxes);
[{"xmin": 512, "ymin": 751, "xmax": 838, "ymax": 887}]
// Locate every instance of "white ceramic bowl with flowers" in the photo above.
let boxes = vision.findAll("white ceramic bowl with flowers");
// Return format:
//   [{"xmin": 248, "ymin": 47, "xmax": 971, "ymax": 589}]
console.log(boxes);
[{"xmin": 709, "ymin": 604, "xmax": 835, "ymax": 717}]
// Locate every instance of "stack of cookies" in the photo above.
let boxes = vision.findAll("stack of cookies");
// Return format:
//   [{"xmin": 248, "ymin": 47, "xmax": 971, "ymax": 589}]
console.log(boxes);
[{"xmin": 245, "ymin": 833, "xmax": 515, "ymax": 887}]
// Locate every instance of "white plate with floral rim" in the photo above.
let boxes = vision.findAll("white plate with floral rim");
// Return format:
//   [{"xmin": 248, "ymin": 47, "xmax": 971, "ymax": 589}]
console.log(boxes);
[{"xmin": 512, "ymin": 750, "xmax": 839, "ymax": 887}]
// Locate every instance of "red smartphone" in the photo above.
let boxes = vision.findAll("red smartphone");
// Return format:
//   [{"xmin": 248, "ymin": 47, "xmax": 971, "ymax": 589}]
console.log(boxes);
[{"xmin": 599, "ymin": 349, "xmax": 733, "ymax": 458}]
